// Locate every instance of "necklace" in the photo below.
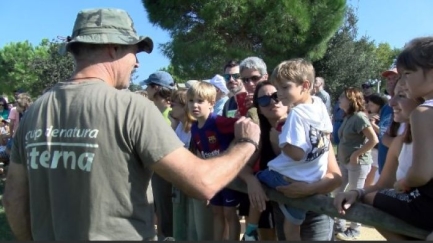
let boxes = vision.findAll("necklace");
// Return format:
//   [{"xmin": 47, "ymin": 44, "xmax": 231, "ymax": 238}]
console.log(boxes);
[{"xmin": 67, "ymin": 77, "xmax": 105, "ymax": 82}]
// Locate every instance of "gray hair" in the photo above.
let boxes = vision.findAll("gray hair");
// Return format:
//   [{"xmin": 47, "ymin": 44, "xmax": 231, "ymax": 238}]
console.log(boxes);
[
  {"xmin": 240, "ymin": 56, "xmax": 268, "ymax": 75},
  {"xmin": 315, "ymin": 77, "xmax": 325, "ymax": 87}
]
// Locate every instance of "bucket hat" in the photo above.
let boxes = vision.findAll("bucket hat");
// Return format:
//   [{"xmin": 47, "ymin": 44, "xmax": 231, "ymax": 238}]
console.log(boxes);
[{"xmin": 60, "ymin": 8, "xmax": 153, "ymax": 54}]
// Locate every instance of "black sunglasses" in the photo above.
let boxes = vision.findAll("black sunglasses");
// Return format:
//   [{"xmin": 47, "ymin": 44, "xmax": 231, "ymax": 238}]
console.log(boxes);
[
  {"xmin": 223, "ymin": 73, "xmax": 241, "ymax": 82},
  {"xmin": 257, "ymin": 92, "xmax": 279, "ymax": 107},
  {"xmin": 242, "ymin": 75, "xmax": 262, "ymax": 84}
]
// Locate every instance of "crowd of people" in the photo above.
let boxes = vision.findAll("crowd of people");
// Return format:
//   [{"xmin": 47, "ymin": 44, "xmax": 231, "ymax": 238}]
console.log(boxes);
[{"xmin": 1, "ymin": 7, "xmax": 433, "ymax": 241}]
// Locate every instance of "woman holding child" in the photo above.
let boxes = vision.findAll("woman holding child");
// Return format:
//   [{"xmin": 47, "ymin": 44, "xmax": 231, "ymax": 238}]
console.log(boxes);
[{"xmin": 240, "ymin": 58, "xmax": 342, "ymax": 241}]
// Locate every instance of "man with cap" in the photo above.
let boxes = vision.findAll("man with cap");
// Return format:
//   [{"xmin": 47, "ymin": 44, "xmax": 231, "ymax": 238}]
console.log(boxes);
[
  {"xmin": 143, "ymin": 71, "xmax": 176, "ymax": 124},
  {"xmin": 377, "ymin": 62, "xmax": 399, "ymax": 174},
  {"xmin": 142, "ymin": 71, "xmax": 177, "ymax": 239},
  {"xmin": 209, "ymin": 74, "xmax": 230, "ymax": 115},
  {"xmin": 3, "ymin": 8, "xmax": 260, "ymax": 241}
]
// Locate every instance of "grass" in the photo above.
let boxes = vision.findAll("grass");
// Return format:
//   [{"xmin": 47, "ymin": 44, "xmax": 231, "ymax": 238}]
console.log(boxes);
[{"xmin": 0, "ymin": 182, "xmax": 14, "ymax": 241}]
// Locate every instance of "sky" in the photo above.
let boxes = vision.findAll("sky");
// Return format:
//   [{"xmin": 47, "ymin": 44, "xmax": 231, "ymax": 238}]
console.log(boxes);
[{"xmin": 0, "ymin": 0, "xmax": 432, "ymax": 84}]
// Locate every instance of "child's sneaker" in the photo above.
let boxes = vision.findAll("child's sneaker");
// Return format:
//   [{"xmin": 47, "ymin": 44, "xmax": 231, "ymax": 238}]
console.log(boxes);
[
  {"xmin": 241, "ymin": 230, "xmax": 258, "ymax": 241},
  {"xmin": 336, "ymin": 227, "xmax": 360, "ymax": 241}
]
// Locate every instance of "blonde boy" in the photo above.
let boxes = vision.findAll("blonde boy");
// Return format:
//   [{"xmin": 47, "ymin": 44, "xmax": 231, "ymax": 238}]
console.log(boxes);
[
  {"xmin": 256, "ymin": 59, "xmax": 333, "ymax": 240},
  {"xmin": 187, "ymin": 82, "xmax": 242, "ymax": 240}
]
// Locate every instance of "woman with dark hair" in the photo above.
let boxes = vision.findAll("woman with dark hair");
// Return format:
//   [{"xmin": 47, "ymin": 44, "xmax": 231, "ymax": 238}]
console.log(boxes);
[
  {"xmin": 0, "ymin": 97, "xmax": 10, "ymax": 120},
  {"xmin": 365, "ymin": 94, "xmax": 388, "ymax": 186},
  {"xmin": 238, "ymin": 81, "xmax": 342, "ymax": 241},
  {"xmin": 334, "ymin": 79, "xmax": 426, "ymax": 240},
  {"xmin": 333, "ymin": 87, "xmax": 379, "ymax": 240}
]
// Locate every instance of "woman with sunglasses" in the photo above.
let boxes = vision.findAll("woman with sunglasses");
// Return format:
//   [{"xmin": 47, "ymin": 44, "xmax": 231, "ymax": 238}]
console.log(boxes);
[{"xmin": 238, "ymin": 81, "xmax": 342, "ymax": 241}]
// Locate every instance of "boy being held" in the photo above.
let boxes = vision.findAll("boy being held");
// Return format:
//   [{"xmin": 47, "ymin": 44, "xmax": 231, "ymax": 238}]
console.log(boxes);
[
  {"xmin": 187, "ymin": 82, "xmax": 243, "ymax": 241},
  {"xmin": 256, "ymin": 59, "xmax": 333, "ymax": 241}
]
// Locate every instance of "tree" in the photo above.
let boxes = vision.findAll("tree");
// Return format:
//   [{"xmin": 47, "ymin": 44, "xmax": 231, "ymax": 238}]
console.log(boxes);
[
  {"xmin": 142, "ymin": 0, "xmax": 346, "ymax": 78},
  {"xmin": 29, "ymin": 39, "xmax": 75, "ymax": 96},
  {"xmin": 128, "ymin": 69, "xmax": 143, "ymax": 92},
  {"xmin": 313, "ymin": 7, "xmax": 381, "ymax": 102},
  {"xmin": 374, "ymin": 43, "xmax": 401, "ymax": 77},
  {"xmin": 0, "ymin": 40, "xmax": 42, "ymax": 96}
]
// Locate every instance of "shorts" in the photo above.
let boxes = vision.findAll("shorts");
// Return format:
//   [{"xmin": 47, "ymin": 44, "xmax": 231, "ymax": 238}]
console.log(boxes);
[
  {"xmin": 371, "ymin": 148, "xmax": 378, "ymax": 168},
  {"xmin": 257, "ymin": 169, "xmax": 306, "ymax": 225},
  {"xmin": 373, "ymin": 179, "xmax": 433, "ymax": 231},
  {"xmin": 210, "ymin": 188, "xmax": 241, "ymax": 207}
]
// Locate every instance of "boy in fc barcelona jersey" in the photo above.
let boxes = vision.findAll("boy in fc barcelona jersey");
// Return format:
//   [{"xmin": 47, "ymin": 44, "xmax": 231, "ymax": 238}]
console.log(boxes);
[{"xmin": 187, "ymin": 81, "xmax": 241, "ymax": 241}]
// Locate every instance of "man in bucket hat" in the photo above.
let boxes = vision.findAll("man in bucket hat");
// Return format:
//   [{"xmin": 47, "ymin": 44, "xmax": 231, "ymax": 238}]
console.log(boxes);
[{"xmin": 3, "ymin": 8, "xmax": 260, "ymax": 241}]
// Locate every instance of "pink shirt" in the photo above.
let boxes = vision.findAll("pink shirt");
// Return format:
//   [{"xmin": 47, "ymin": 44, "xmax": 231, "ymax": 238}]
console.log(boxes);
[{"xmin": 8, "ymin": 107, "xmax": 20, "ymax": 136}]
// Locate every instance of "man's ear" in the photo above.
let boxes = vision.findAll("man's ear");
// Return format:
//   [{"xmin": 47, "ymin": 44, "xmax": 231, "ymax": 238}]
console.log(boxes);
[{"xmin": 107, "ymin": 44, "xmax": 117, "ymax": 59}]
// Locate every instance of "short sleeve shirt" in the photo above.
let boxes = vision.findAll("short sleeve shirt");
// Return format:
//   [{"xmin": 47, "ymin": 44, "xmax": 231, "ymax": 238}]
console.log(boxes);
[
  {"xmin": 337, "ymin": 112, "xmax": 372, "ymax": 165},
  {"xmin": 11, "ymin": 81, "xmax": 184, "ymax": 240}
]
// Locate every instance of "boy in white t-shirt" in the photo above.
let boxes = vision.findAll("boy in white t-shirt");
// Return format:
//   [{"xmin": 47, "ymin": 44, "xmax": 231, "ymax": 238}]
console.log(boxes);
[{"xmin": 256, "ymin": 59, "xmax": 333, "ymax": 241}]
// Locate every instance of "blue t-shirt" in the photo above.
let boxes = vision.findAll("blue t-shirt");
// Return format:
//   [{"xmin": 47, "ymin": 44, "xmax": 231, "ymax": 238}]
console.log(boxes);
[
  {"xmin": 222, "ymin": 96, "xmax": 238, "ymax": 118},
  {"xmin": 332, "ymin": 102, "xmax": 345, "ymax": 145},
  {"xmin": 377, "ymin": 104, "xmax": 393, "ymax": 174},
  {"xmin": 191, "ymin": 113, "xmax": 237, "ymax": 158}
]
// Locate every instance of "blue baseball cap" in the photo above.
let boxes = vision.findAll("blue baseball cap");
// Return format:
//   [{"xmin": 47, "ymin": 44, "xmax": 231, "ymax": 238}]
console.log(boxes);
[{"xmin": 141, "ymin": 71, "xmax": 176, "ymax": 90}]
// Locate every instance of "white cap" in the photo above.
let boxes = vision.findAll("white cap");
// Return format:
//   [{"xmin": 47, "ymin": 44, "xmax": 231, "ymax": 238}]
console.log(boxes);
[{"xmin": 209, "ymin": 74, "xmax": 229, "ymax": 94}]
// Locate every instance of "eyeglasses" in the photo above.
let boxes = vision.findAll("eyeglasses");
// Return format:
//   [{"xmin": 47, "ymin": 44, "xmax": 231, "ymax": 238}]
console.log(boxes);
[
  {"xmin": 223, "ymin": 73, "xmax": 241, "ymax": 82},
  {"xmin": 242, "ymin": 75, "xmax": 262, "ymax": 84},
  {"xmin": 257, "ymin": 92, "xmax": 279, "ymax": 107}
]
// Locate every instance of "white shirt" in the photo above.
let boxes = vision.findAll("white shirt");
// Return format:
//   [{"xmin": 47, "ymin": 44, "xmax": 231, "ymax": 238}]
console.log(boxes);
[
  {"xmin": 175, "ymin": 122, "xmax": 191, "ymax": 148},
  {"xmin": 268, "ymin": 96, "xmax": 333, "ymax": 183}
]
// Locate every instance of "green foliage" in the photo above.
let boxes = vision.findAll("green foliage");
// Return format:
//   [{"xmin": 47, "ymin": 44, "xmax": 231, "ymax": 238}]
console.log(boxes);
[
  {"xmin": 0, "ymin": 41, "xmax": 40, "ymax": 95},
  {"xmin": 143, "ymin": 0, "xmax": 346, "ymax": 78},
  {"xmin": 159, "ymin": 65, "xmax": 187, "ymax": 83},
  {"xmin": 313, "ymin": 7, "xmax": 397, "ymax": 101},
  {"xmin": 29, "ymin": 40, "xmax": 75, "ymax": 96}
]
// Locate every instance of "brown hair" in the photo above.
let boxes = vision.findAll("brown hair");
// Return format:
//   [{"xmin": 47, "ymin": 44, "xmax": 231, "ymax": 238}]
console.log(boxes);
[
  {"xmin": 396, "ymin": 37, "xmax": 433, "ymax": 75},
  {"xmin": 16, "ymin": 93, "xmax": 33, "ymax": 110},
  {"xmin": 270, "ymin": 58, "xmax": 315, "ymax": 90},
  {"xmin": 171, "ymin": 89, "xmax": 194, "ymax": 133},
  {"xmin": 343, "ymin": 87, "xmax": 366, "ymax": 116}
]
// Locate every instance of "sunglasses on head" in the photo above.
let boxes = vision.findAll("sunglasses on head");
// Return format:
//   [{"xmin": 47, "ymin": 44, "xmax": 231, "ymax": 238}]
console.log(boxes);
[
  {"xmin": 242, "ymin": 75, "xmax": 262, "ymax": 84},
  {"xmin": 223, "ymin": 73, "xmax": 241, "ymax": 82},
  {"xmin": 257, "ymin": 92, "xmax": 279, "ymax": 107}
]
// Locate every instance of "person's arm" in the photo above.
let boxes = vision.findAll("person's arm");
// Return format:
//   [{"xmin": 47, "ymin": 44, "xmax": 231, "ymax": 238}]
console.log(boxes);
[
  {"xmin": 404, "ymin": 108, "xmax": 433, "ymax": 187},
  {"xmin": 381, "ymin": 132, "xmax": 394, "ymax": 148},
  {"xmin": 349, "ymin": 119, "xmax": 378, "ymax": 165},
  {"xmin": 333, "ymin": 135, "xmax": 403, "ymax": 213},
  {"xmin": 151, "ymin": 117, "xmax": 260, "ymax": 200},
  {"xmin": 3, "ymin": 162, "xmax": 32, "ymax": 240},
  {"xmin": 276, "ymin": 144, "xmax": 342, "ymax": 198}
]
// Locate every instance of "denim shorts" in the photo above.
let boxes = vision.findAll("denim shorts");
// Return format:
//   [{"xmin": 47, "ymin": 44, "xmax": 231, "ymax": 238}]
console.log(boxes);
[
  {"xmin": 256, "ymin": 169, "xmax": 306, "ymax": 225},
  {"xmin": 6, "ymin": 138, "xmax": 13, "ymax": 150}
]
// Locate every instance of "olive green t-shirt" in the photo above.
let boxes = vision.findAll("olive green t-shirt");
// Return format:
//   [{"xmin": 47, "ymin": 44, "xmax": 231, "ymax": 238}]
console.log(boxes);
[
  {"xmin": 337, "ymin": 111, "xmax": 372, "ymax": 165},
  {"xmin": 11, "ymin": 80, "xmax": 184, "ymax": 240}
]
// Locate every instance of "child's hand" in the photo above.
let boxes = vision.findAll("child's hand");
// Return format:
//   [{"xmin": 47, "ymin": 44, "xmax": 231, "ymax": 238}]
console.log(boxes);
[
  {"xmin": 393, "ymin": 179, "xmax": 411, "ymax": 193},
  {"xmin": 246, "ymin": 177, "xmax": 268, "ymax": 212},
  {"xmin": 349, "ymin": 153, "xmax": 359, "ymax": 165}
]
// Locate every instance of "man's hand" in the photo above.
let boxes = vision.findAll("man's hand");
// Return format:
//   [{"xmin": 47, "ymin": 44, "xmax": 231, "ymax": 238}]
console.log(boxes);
[
  {"xmin": 234, "ymin": 117, "xmax": 260, "ymax": 145},
  {"xmin": 245, "ymin": 93, "xmax": 254, "ymax": 109}
]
